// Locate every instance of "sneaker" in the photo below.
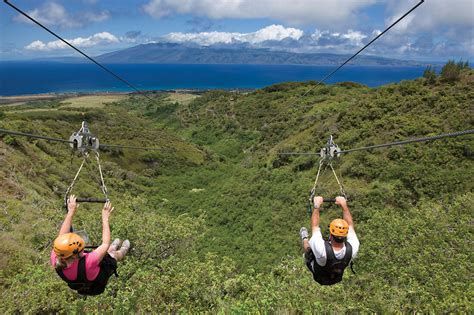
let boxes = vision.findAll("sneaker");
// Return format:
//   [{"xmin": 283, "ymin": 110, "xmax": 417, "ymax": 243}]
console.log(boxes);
[
  {"xmin": 120, "ymin": 239, "xmax": 130, "ymax": 253},
  {"xmin": 300, "ymin": 227, "xmax": 309, "ymax": 241},
  {"xmin": 111, "ymin": 238, "xmax": 121, "ymax": 251}
]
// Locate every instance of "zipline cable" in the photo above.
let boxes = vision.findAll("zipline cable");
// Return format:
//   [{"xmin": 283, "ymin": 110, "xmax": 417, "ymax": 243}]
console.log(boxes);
[
  {"xmin": 0, "ymin": 128, "xmax": 73, "ymax": 144},
  {"xmin": 3, "ymin": 0, "xmax": 155, "ymax": 103},
  {"xmin": 0, "ymin": 128, "xmax": 163, "ymax": 151},
  {"xmin": 278, "ymin": 129, "xmax": 474, "ymax": 156}
]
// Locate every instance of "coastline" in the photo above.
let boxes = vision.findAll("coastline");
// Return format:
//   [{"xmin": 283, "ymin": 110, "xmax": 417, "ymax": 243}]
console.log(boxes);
[
  {"xmin": 0, "ymin": 92, "xmax": 129, "ymax": 105},
  {"xmin": 0, "ymin": 88, "xmax": 255, "ymax": 105}
]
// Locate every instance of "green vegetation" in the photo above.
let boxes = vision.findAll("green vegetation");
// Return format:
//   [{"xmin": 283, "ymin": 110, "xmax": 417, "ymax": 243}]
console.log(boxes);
[
  {"xmin": 440, "ymin": 60, "xmax": 470, "ymax": 83},
  {"xmin": 0, "ymin": 63, "xmax": 473, "ymax": 313}
]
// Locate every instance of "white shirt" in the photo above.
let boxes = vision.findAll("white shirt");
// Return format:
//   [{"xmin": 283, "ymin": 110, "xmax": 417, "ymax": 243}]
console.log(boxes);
[{"xmin": 309, "ymin": 226, "xmax": 360, "ymax": 267}]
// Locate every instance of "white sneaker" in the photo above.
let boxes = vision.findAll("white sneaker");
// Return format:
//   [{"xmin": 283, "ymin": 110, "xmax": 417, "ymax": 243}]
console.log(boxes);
[
  {"xmin": 120, "ymin": 240, "xmax": 130, "ymax": 253},
  {"xmin": 300, "ymin": 227, "xmax": 309, "ymax": 240},
  {"xmin": 111, "ymin": 238, "xmax": 121, "ymax": 251}
]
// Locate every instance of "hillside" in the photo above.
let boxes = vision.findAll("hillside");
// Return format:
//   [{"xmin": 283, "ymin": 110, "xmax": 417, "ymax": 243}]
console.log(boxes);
[{"xmin": 0, "ymin": 67, "xmax": 473, "ymax": 313}]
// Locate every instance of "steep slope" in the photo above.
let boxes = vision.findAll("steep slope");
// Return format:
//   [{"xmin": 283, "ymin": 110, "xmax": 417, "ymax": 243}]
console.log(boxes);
[{"xmin": 139, "ymin": 69, "xmax": 473, "ymax": 269}]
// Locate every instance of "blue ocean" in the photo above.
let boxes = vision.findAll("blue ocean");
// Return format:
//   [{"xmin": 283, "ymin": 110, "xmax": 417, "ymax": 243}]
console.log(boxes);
[{"xmin": 0, "ymin": 62, "xmax": 426, "ymax": 96}]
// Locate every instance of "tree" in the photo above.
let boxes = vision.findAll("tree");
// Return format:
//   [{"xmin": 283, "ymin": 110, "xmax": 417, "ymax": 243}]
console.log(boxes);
[
  {"xmin": 423, "ymin": 65, "xmax": 437, "ymax": 85},
  {"xmin": 440, "ymin": 60, "xmax": 461, "ymax": 83}
]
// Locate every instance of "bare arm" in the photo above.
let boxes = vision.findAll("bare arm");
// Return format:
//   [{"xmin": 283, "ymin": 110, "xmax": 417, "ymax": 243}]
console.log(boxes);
[
  {"xmin": 335, "ymin": 196, "xmax": 354, "ymax": 227},
  {"xmin": 93, "ymin": 201, "xmax": 113, "ymax": 261},
  {"xmin": 311, "ymin": 196, "xmax": 324, "ymax": 232},
  {"xmin": 58, "ymin": 195, "xmax": 77, "ymax": 236}
]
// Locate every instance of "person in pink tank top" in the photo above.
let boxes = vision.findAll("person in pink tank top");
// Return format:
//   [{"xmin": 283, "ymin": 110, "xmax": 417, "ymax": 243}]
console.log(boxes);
[{"xmin": 51, "ymin": 195, "xmax": 130, "ymax": 295}]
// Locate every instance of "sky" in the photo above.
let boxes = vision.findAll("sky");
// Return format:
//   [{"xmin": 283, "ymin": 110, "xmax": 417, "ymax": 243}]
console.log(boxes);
[{"xmin": 0, "ymin": 0, "xmax": 473, "ymax": 62}]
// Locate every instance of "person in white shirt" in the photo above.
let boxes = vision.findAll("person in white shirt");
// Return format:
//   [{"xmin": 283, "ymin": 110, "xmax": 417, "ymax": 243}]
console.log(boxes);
[{"xmin": 299, "ymin": 196, "xmax": 360, "ymax": 285}]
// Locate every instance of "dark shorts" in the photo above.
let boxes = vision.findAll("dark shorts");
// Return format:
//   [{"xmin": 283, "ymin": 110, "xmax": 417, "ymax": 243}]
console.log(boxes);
[
  {"xmin": 99, "ymin": 254, "xmax": 118, "ymax": 278},
  {"xmin": 304, "ymin": 248, "xmax": 316, "ymax": 274},
  {"xmin": 77, "ymin": 254, "xmax": 118, "ymax": 296}
]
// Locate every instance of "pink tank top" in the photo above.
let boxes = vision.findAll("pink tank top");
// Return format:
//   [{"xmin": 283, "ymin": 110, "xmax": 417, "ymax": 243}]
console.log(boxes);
[{"xmin": 50, "ymin": 250, "xmax": 102, "ymax": 281}]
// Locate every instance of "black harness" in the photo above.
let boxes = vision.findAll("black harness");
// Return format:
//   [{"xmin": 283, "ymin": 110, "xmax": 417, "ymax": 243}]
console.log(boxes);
[
  {"xmin": 307, "ymin": 241, "xmax": 353, "ymax": 285},
  {"xmin": 56, "ymin": 253, "xmax": 118, "ymax": 296}
]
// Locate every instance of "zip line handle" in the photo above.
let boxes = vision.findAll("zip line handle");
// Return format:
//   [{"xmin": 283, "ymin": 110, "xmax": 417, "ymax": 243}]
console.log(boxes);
[
  {"xmin": 75, "ymin": 198, "xmax": 109, "ymax": 203},
  {"xmin": 321, "ymin": 197, "xmax": 352, "ymax": 204},
  {"xmin": 309, "ymin": 198, "xmax": 352, "ymax": 206},
  {"xmin": 64, "ymin": 197, "xmax": 109, "ymax": 211}
]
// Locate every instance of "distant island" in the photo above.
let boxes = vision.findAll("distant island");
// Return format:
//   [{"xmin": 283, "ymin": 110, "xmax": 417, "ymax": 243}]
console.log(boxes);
[{"xmin": 40, "ymin": 43, "xmax": 428, "ymax": 66}]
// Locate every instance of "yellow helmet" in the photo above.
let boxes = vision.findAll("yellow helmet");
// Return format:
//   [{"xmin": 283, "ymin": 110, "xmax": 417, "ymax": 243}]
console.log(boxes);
[
  {"xmin": 53, "ymin": 233, "xmax": 85, "ymax": 259},
  {"xmin": 329, "ymin": 219, "xmax": 349, "ymax": 237}
]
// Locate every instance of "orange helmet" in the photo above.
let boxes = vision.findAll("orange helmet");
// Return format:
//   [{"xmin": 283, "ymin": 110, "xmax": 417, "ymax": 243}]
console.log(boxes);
[
  {"xmin": 53, "ymin": 233, "xmax": 85, "ymax": 259},
  {"xmin": 329, "ymin": 219, "xmax": 349, "ymax": 237}
]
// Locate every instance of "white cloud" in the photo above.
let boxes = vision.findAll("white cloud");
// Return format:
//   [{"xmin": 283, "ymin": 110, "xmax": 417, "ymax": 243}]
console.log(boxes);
[
  {"xmin": 340, "ymin": 30, "xmax": 367, "ymax": 46},
  {"xmin": 164, "ymin": 24, "xmax": 303, "ymax": 45},
  {"xmin": 25, "ymin": 32, "xmax": 119, "ymax": 51},
  {"xmin": 375, "ymin": 0, "xmax": 473, "ymax": 59},
  {"xmin": 308, "ymin": 29, "xmax": 368, "ymax": 51},
  {"xmin": 24, "ymin": 40, "xmax": 50, "ymax": 51},
  {"xmin": 14, "ymin": 2, "xmax": 80, "ymax": 28},
  {"xmin": 386, "ymin": 0, "xmax": 473, "ymax": 31},
  {"xmin": 14, "ymin": 2, "xmax": 110, "ymax": 28},
  {"xmin": 83, "ymin": 11, "xmax": 110, "ymax": 23},
  {"xmin": 143, "ymin": 0, "xmax": 377, "ymax": 25}
]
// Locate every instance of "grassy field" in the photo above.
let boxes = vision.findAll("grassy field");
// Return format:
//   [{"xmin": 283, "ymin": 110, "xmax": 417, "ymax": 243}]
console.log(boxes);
[
  {"xmin": 165, "ymin": 92, "xmax": 200, "ymax": 105},
  {"xmin": 60, "ymin": 94, "xmax": 129, "ymax": 108}
]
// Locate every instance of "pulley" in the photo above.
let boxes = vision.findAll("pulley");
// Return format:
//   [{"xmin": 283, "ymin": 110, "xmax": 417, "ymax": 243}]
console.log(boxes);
[
  {"xmin": 307, "ymin": 135, "xmax": 347, "ymax": 215},
  {"xmin": 69, "ymin": 121, "xmax": 100, "ymax": 153},
  {"xmin": 320, "ymin": 135, "xmax": 341, "ymax": 159}
]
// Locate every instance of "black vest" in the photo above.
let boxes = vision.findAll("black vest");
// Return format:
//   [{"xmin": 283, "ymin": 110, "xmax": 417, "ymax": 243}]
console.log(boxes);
[
  {"xmin": 311, "ymin": 241, "xmax": 352, "ymax": 285},
  {"xmin": 56, "ymin": 254, "xmax": 117, "ymax": 296}
]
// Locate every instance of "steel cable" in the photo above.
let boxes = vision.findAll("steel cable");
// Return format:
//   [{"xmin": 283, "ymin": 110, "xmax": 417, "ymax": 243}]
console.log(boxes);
[{"xmin": 278, "ymin": 129, "xmax": 474, "ymax": 156}]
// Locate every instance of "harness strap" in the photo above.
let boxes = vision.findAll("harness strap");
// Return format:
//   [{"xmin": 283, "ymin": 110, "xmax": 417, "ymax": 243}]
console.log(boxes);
[
  {"xmin": 311, "ymin": 159, "xmax": 325, "ymax": 193},
  {"xmin": 323, "ymin": 240, "xmax": 353, "ymax": 268},
  {"xmin": 76, "ymin": 255, "xmax": 87, "ymax": 283},
  {"xmin": 94, "ymin": 151, "xmax": 109, "ymax": 200},
  {"xmin": 64, "ymin": 157, "xmax": 87, "ymax": 206},
  {"xmin": 329, "ymin": 162, "xmax": 348, "ymax": 199},
  {"xmin": 56, "ymin": 255, "xmax": 87, "ymax": 284}
]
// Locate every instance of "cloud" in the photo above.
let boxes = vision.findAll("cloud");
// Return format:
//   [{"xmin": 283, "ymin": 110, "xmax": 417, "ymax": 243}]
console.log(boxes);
[
  {"xmin": 83, "ymin": 11, "xmax": 110, "ymax": 23},
  {"xmin": 386, "ymin": 0, "xmax": 473, "ymax": 31},
  {"xmin": 25, "ymin": 32, "xmax": 119, "ymax": 51},
  {"xmin": 14, "ymin": 2, "xmax": 110, "ymax": 28},
  {"xmin": 141, "ymin": 0, "xmax": 472, "ymax": 59},
  {"xmin": 305, "ymin": 29, "xmax": 368, "ymax": 51},
  {"xmin": 340, "ymin": 30, "xmax": 367, "ymax": 46},
  {"xmin": 163, "ymin": 24, "xmax": 303, "ymax": 45},
  {"xmin": 143, "ymin": 0, "xmax": 377, "ymax": 25}
]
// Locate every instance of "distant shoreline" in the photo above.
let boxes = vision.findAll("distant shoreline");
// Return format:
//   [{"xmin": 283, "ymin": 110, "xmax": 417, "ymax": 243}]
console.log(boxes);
[
  {"xmin": 0, "ymin": 89, "xmax": 253, "ymax": 105},
  {"xmin": 0, "ymin": 63, "xmax": 427, "ymax": 97},
  {"xmin": 0, "ymin": 91, "xmax": 129, "ymax": 105}
]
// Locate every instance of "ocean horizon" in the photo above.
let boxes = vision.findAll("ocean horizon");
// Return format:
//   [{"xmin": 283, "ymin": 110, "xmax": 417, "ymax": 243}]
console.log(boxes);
[{"xmin": 0, "ymin": 61, "xmax": 427, "ymax": 96}]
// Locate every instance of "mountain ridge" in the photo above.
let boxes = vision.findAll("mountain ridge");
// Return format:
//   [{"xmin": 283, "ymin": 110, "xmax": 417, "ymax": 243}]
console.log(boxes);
[{"xmin": 37, "ymin": 42, "xmax": 429, "ymax": 66}]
